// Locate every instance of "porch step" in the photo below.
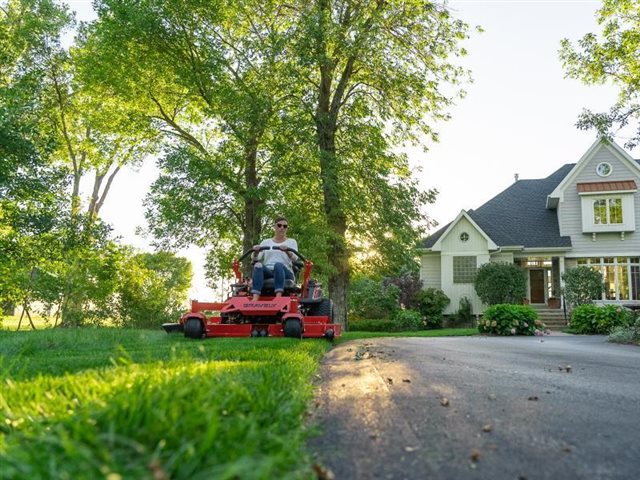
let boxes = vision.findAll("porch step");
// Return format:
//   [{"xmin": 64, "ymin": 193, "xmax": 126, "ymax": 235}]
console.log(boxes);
[{"xmin": 533, "ymin": 308, "xmax": 569, "ymax": 330}]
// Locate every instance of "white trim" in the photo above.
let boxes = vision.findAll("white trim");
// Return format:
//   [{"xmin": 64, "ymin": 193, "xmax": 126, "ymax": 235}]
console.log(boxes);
[
  {"xmin": 578, "ymin": 188, "xmax": 637, "ymax": 196},
  {"xmin": 430, "ymin": 210, "xmax": 498, "ymax": 251}
]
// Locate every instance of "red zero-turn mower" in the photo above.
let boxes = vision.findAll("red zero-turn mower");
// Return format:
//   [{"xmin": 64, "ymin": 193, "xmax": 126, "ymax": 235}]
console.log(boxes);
[{"xmin": 162, "ymin": 247, "xmax": 341, "ymax": 340}]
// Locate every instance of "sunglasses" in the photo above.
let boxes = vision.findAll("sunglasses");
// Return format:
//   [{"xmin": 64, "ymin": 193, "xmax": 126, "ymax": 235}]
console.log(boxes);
[{"xmin": 276, "ymin": 223, "xmax": 289, "ymax": 229}]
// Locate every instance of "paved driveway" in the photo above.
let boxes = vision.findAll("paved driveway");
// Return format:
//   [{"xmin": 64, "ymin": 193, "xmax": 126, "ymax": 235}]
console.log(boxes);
[{"xmin": 308, "ymin": 335, "xmax": 640, "ymax": 480}]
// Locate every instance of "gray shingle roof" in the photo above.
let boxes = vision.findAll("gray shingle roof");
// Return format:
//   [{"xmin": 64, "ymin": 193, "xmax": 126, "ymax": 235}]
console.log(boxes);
[{"xmin": 422, "ymin": 164, "xmax": 575, "ymax": 249}]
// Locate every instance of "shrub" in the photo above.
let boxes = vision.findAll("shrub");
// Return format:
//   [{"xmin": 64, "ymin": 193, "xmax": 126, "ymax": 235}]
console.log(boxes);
[
  {"xmin": 478, "ymin": 304, "xmax": 543, "ymax": 336},
  {"xmin": 609, "ymin": 315, "xmax": 640, "ymax": 345},
  {"xmin": 570, "ymin": 304, "xmax": 632, "ymax": 334},
  {"xmin": 348, "ymin": 277, "xmax": 400, "ymax": 320},
  {"xmin": 562, "ymin": 266, "xmax": 604, "ymax": 307},
  {"xmin": 116, "ymin": 252, "xmax": 192, "ymax": 328},
  {"xmin": 413, "ymin": 288, "xmax": 450, "ymax": 329},
  {"xmin": 474, "ymin": 262, "xmax": 527, "ymax": 305},
  {"xmin": 349, "ymin": 318, "xmax": 402, "ymax": 332},
  {"xmin": 393, "ymin": 309, "xmax": 423, "ymax": 331},
  {"xmin": 382, "ymin": 273, "xmax": 423, "ymax": 309},
  {"xmin": 455, "ymin": 296, "xmax": 473, "ymax": 324}
]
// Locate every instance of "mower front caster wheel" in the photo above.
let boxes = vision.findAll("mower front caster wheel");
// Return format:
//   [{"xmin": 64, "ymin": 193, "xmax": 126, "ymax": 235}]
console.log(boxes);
[
  {"xmin": 283, "ymin": 319, "xmax": 303, "ymax": 339},
  {"xmin": 184, "ymin": 318, "xmax": 204, "ymax": 339}
]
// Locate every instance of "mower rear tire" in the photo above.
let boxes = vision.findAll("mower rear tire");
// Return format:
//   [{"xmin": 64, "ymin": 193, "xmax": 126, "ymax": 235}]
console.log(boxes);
[
  {"xmin": 283, "ymin": 319, "xmax": 303, "ymax": 339},
  {"xmin": 310, "ymin": 298, "xmax": 334, "ymax": 322},
  {"xmin": 184, "ymin": 318, "xmax": 204, "ymax": 339}
]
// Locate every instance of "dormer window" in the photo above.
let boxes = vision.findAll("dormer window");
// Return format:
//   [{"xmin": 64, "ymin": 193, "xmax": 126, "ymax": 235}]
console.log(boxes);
[{"xmin": 578, "ymin": 181, "xmax": 636, "ymax": 233}]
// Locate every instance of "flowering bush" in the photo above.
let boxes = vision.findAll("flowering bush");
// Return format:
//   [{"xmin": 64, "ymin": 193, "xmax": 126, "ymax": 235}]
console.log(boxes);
[
  {"xmin": 570, "ymin": 304, "xmax": 632, "ymax": 334},
  {"xmin": 478, "ymin": 304, "xmax": 544, "ymax": 336}
]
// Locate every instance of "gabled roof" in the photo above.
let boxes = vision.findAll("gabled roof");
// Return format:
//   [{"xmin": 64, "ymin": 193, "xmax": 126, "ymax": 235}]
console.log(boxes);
[
  {"xmin": 422, "ymin": 164, "xmax": 574, "ymax": 249},
  {"xmin": 429, "ymin": 210, "xmax": 498, "ymax": 251},
  {"xmin": 547, "ymin": 138, "xmax": 640, "ymax": 207}
]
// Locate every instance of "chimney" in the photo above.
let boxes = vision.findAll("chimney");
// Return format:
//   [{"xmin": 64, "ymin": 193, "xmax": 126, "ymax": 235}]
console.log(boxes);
[{"xmin": 514, "ymin": 173, "xmax": 519, "ymax": 182}]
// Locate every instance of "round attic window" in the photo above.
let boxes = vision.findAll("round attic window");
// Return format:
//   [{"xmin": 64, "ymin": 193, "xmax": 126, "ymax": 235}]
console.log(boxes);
[
  {"xmin": 459, "ymin": 232, "xmax": 469, "ymax": 242},
  {"xmin": 596, "ymin": 162, "xmax": 612, "ymax": 177}
]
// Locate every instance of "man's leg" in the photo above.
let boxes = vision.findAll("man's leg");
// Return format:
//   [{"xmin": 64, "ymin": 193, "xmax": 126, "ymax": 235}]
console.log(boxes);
[
  {"xmin": 251, "ymin": 263, "xmax": 264, "ymax": 301},
  {"xmin": 273, "ymin": 262, "xmax": 286, "ymax": 296}
]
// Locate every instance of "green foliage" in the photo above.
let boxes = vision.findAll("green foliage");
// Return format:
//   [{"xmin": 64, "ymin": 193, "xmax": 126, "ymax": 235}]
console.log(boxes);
[
  {"xmin": 393, "ymin": 309, "xmax": 423, "ymax": 331},
  {"xmin": 562, "ymin": 266, "xmax": 604, "ymax": 307},
  {"xmin": 348, "ymin": 277, "xmax": 400, "ymax": 320},
  {"xmin": 412, "ymin": 288, "xmax": 450, "ymax": 329},
  {"xmin": 116, "ymin": 251, "xmax": 192, "ymax": 328},
  {"xmin": 349, "ymin": 309, "xmax": 423, "ymax": 332},
  {"xmin": 478, "ymin": 304, "xmax": 543, "ymax": 336},
  {"xmin": 349, "ymin": 318, "xmax": 402, "ymax": 332},
  {"xmin": 474, "ymin": 262, "xmax": 527, "ymax": 305},
  {"xmin": 608, "ymin": 314, "xmax": 640, "ymax": 345},
  {"xmin": 0, "ymin": 329, "xmax": 331, "ymax": 479},
  {"xmin": 570, "ymin": 304, "xmax": 632, "ymax": 334},
  {"xmin": 560, "ymin": 0, "xmax": 640, "ymax": 149}
]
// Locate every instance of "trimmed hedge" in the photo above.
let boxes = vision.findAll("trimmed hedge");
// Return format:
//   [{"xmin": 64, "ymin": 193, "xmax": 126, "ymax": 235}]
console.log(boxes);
[
  {"xmin": 478, "ymin": 304, "xmax": 544, "ymax": 336},
  {"xmin": 349, "ymin": 309, "xmax": 423, "ymax": 332},
  {"xmin": 570, "ymin": 304, "xmax": 632, "ymax": 334}
]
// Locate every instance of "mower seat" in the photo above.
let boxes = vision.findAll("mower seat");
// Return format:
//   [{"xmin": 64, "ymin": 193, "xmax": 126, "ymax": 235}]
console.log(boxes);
[{"xmin": 261, "ymin": 278, "xmax": 297, "ymax": 291}]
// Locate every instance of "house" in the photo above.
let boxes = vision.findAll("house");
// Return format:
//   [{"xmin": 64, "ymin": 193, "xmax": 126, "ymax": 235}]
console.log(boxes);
[{"xmin": 419, "ymin": 138, "xmax": 640, "ymax": 315}]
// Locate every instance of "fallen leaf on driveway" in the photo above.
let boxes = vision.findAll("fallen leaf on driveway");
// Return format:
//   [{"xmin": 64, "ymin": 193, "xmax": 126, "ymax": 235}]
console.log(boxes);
[
  {"xmin": 312, "ymin": 463, "xmax": 335, "ymax": 480},
  {"xmin": 482, "ymin": 424, "xmax": 492, "ymax": 432},
  {"xmin": 470, "ymin": 449, "xmax": 481, "ymax": 462},
  {"xmin": 528, "ymin": 396, "xmax": 539, "ymax": 401},
  {"xmin": 386, "ymin": 377, "xmax": 393, "ymax": 385},
  {"xmin": 488, "ymin": 394, "xmax": 496, "ymax": 401},
  {"xmin": 440, "ymin": 397, "xmax": 450, "ymax": 407},
  {"xmin": 404, "ymin": 446, "xmax": 418, "ymax": 452},
  {"xmin": 558, "ymin": 365, "xmax": 572, "ymax": 373},
  {"xmin": 402, "ymin": 378, "xmax": 411, "ymax": 383}
]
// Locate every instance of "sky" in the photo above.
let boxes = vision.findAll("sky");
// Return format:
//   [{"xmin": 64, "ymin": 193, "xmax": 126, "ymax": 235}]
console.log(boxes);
[{"xmin": 70, "ymin": 0, "xmax": 638, "ymax": 300}]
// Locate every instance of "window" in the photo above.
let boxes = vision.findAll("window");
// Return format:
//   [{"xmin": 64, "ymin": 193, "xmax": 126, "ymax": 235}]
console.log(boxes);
[
  {"xmin": 453, "ymin": 256, "xmax": 476, "ymax": 283},
  {"xmin": 574, "ymin": 257, "xmax": 640, "ymax": 301},
  {"xmin": 593, "ymin": 198, "xmax": 623, "ymax": 224}
]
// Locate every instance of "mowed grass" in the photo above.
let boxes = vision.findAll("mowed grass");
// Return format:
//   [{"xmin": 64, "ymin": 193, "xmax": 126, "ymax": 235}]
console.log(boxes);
[{"xmin": 0, "ymin": 328, "xmax": 332, "ymax": 480}]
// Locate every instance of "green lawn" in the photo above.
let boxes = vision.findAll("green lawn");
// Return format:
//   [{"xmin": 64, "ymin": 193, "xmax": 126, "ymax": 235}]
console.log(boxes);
[{"xmin": 0, "ymin": 326, "xmax": 477, "ymax": 479}]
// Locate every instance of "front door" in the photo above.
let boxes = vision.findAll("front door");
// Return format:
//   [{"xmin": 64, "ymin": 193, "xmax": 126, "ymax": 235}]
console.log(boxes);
[{"xmin": 530, "ymin": 269, "xmax": 545, "ymax": 304}]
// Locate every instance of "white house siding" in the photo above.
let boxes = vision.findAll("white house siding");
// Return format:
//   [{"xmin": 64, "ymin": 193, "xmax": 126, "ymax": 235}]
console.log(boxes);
[
  {"xmin": 436, "ymin": 217, "xmax": 491, "ymax": 315},
  {"xmin": 420, "ymin": 253, "xmax": 441, "ymax": 289},
  {"xmin": 558, "ymin": 145, "xmax": 640, "ymax": 257}
]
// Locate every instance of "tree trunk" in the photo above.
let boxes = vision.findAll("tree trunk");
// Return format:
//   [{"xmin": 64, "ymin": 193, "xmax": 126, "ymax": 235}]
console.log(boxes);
[
  {"xmin": 241, "ymin": 137, "xmax": 263, "ymax": 277},
  {"xmin": 316, "ymin": 116, "xmax": 350, "ymax": 329}
]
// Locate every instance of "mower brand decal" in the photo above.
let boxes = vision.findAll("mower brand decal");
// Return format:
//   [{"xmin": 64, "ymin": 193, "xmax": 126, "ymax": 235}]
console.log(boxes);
[{"xmin": 243, "ymin": 302, "xmax": 278, "ymax": 308}]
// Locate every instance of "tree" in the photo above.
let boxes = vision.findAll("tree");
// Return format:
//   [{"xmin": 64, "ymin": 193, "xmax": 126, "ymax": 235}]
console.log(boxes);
[
  {"xmin": 116, "ymin": 251, "xmax": 192, "ymax": 328},
  {"xmin": 86, "ymin": 0, "xmax": 303, "ymax": 277},
  {"xmin": 0, "ymin": 0, "xmax": 71, "ymax": 317},
  {"xmin": 294, "ymin": 0, "xmax": 470, "ymax": 326},
  {"xmin": 474, "ymin": 262, "xmax": 527, "ymax": 306},
  {"xmin": 560, "ymin": 0, "xmax": 640, "ymax": 148},
  {"xmin": 562, "ymin": 266, "xmax": 604, "ymax": 307}
]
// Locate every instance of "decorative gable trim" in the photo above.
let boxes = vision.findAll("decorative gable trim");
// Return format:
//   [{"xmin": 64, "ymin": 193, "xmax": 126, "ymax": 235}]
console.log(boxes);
[
  {"xmin": 430, "ymin": 210, "xmax": 498, "ymax": 252},
  {"xmin": 546, "ymin": 138, "xmax": 640, "ymax": 208}
]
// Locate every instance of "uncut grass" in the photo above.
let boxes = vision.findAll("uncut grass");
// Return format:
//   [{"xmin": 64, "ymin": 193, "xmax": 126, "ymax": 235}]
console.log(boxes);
[{"xmin": 0, "ymin": 329, "xmax": 331, "ymax": 479}]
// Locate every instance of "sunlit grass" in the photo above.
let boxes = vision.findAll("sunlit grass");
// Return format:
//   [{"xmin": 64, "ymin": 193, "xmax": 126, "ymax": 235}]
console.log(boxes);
[{"xmin": 0, "ymin": 329, "xmax": 331, "ymax": 479}]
